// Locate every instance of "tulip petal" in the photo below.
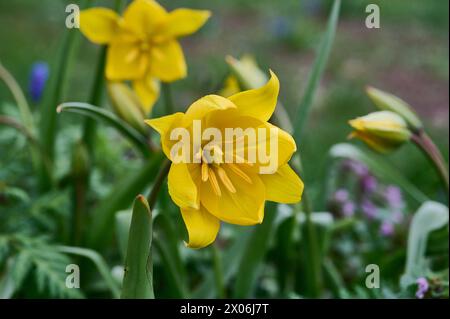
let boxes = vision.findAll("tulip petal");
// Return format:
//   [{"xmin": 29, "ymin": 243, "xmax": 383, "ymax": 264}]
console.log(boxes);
[
  {"xmin": 106, "ymin": 43, "xmax": 148, "ymax": 80},
  {"xmin": 164, "ymin": 9, "xmax": 211, "ymax": 38},
  {"xmin": 181, "ymin": 206, "xmax": 220, "ymax": 249},
  {"xmin": 260, "ymin": 164, "xmax": 304, "ymax": 203},
  {"xmin": 145, "ymin": 112, "xmax": 185, "ymax": 158},
  {"xmin": 228, "ymin": 70, "xmax": 279, "ymax": 122},
  {"xmin": 133, "ymin": 76, "xmax": 161, "ymax": 113},
  {"xmin": 185, "ymin": 95, "xmax": 236, "ymax": 123},
  {"xmin": 168, "ymin": 163, "xmax": 199, "ymax": 209},
  {"xmin": 80, "ymin": 8, "xmax": 120, "ymax": 44},
  {"xmin": 123, "ymin": 0, "xmax": 168, "ymax": 37},
  {"xmin": 200, "ymin": 165, "xmax": 265, "ymax": 225},
  {"xmin": 149, "ymin": 40, "xmax": 187, "ymax": 82}
]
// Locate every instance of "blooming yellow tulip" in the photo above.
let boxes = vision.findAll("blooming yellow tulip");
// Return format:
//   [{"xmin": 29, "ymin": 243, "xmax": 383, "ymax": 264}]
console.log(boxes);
[
  {"xmin": 146, "ymin": 71, "xmax": 304, "ymax": 248},
  {"xmin": 348, "ymin": 111, "xmax": 412, "ymax": 153},
  {"xmin": 80, "ymin": 0, "xmax": 211, "ymax": 109}
]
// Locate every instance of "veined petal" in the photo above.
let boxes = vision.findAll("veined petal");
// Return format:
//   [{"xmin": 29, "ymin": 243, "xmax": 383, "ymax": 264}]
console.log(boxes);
[
  {"xmin": 80, "ymin": 8, "xmax": 120, "ymax": 44},
  {"xmin": 145, "ymin": 112, "xmax": 185, "ymax": 158},
  {"xmin": 106, "ymin": 43, "xmax": 147, "ymax": 80},
  {"xmin": 168, "ymin": 163, "xmax": 199, "ymax": 209},
  {"xmin": 133, "ymin": 76, "xmax": 161, "ymax": 113},
  {"xmin": 122, "ymin": 0, "xmax": 168, "ymax": 38},
  {"xmin": 260, "ymin": 164, "xmax": 303, "ymax": 203},
  {"xmin": 181, "ymin": 206, "xmax": 220, "ymax": 249},
  {"xmin": 164, "ymin": 8, "xmax": 211, "ymax": 38},
  {"xmin": 228, "ymin": 70, "xmax": 279, "ymax": 122},
  {"xmin": 185, "ymin": 95, "xmax": 236, "ymax": 123},
  {"xmin": 148, "ymin": 40, "xmax": 187, "ymax": 82},
  {"xmin": 200, "ymin": 165, "xmax": 265, "ymax": 225}
]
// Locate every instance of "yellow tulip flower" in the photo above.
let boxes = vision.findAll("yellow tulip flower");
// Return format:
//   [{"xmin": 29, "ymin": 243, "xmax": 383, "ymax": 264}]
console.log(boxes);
[
  {"xmin": 80, "ymin": 0, "xmax": 211, "ymax": 108},
  {"xmin": 349, "ymin": 111, "xmax": 412, "ymax": 153},
  {"xmin": 146, "ymin": 71, "xmax": 304, "ymax": 248}
]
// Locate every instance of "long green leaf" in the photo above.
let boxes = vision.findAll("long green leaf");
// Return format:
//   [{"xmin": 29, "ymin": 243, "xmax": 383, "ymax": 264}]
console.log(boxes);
[
  {"xmin": 57, "ymin": 102, "xmax": 150, "ymax": 157},
  {"xmin": 293, "ymin": 0, "xmax": 341, "ymax": 143},
  {"xmin": 56, "ymin": 245, "xmax": 120, "ymax": 298},
  {"xmin": 86, "ymin": 153, "xmax": 163, "ymax": 249},
  {"xmin": 121, "ymin": 195, "xmax": 154, "ymax": 299},
  {"xmin": 401, "ymin": 201, "xmax": 449, "ymax": 287},
  {"xmin": 329, "ymin": 143, "xmax": 428, "ymax": 203},
  {"xmin": 232, "ymin": 202, "xmax": 278, "ymax": 298}
]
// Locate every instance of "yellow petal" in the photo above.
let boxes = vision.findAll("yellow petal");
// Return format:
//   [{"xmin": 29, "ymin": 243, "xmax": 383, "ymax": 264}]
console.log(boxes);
[
  {"xmin": 185, "ymin": 95, "xmax": 236, "ymax": 123},
  {"xmin": 106, "ymin": 43, "xmax": 147, "ymax": 80},
  {"xmin": 145, "ymin": 112, "xmax": 185, "ymax": 158},
  {"xmin": 164, "ymin": 9, "xmax": 211, "ymax": 38},
  {"xmin": 148, "ymin": 40, "xmax": 187, "ymax": 82},
  {"xmin": 260, "ymin": 164, "xmax": 304, "ymax": 203},
  {"xmin": 80, "ymin": 8, "xmax": 120, "ymax": 44},
  {"xmin": 133, "ymin": 76, "xmax": 161, "ymax": 114},
  {"xmin": 228, "ymin": 70, "xmax": 279, "ymax": 122},
  {"xmin": 349, "ymin": 131, "xmax": 400, "ymax": 154},
  {"xmin": 122, "ymin": 0, "xmax": 168, "ymax": 38},
  {"xmin": 200, "ymin": 165, "xmax": 265, "ymax": 225},
  {"xmin": 219, "ymin": 75, "xmax": 241, "ymax": 98},
  {"xmin": 168, "ymin": 163, "xmax": 199, "ymax": 209},
  {"xmin": 181, "ymin": 206, "xmax": 220, "ymax": 249}
]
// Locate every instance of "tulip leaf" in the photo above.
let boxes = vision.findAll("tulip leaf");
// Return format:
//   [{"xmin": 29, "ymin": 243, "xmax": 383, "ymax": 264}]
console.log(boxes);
[
  {"xmin": 293, "ymin": 0, "xmax": 341, "ymax": 143},
  {"xmin": 121, "ymin": 195, "xmax": 154, "ymax": 299},
  {"xmin": 401, "ymin": 201, "xmax": 449, "ymax": 287},
  {"xmin": 57, "ymin": 102, "xmax": 150, "ymax": 157},
  {"xmin": 329, "ymin": 143, "xmax": 428, "ymax": 203},
  {"xmin": 56, "ymin": 245, "xmax": 120, "ymax": 298},
  {"xmin": 232, "ymin": 202, "xmax": 278, "ymax": 298},
  {"xmin": 87, "ymin": 153, "xmax": 163, "ymax": 249},
  {"xmin": 115, "ymin": 210, "xmax": 133, "ymax": 261}
]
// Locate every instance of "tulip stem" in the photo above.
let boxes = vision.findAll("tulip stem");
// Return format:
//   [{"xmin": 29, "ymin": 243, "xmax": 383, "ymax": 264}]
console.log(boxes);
[
  {"xmin": 162, "ymin": 83, "xmax": 175, "ymax": 115},
  {"xmin": 412, "ymin": 130, "xmax": 449, "ymax": 196},
  {"xmin": 147, "ymin": 159, "xmax": 171, "ymax": 210},
  {"xmin": 211, "ymin": 243, "xmax": 226, "ymax": 298}
]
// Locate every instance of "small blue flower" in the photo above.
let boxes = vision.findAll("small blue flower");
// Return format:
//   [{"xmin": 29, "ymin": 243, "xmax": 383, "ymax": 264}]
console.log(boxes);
[
  {"xmin": 416, "ymin": 277, "xmax": 429, "ymax": 299},
  {"xmin": 380, "ymin": 221, "xmax": 394, "ymax": 237},
  {"xmin": 29, "ymin": 62, "xmax": 49, "ymax": 103}
]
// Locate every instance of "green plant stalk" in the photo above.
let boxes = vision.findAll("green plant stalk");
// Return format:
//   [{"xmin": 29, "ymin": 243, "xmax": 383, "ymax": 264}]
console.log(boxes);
[
  {"xmin": 211, "ymin": 243, "xmax": 225, "ymax": 298},
  {"xmin": 0, "ymin": 62, "xmax": 41, "ymax": 176},
  {"xmin": 412, "ymin": 130, "xmax": 449, "ymax": 196},
  {"xmin": 147, "ymin": 159, "xmax": 171, "ymax": 209},
  {"xmin": 121, "ymin": 195, "xmax": 154, "ymax": 299},
  {"xmin": 162, "ymin": 83, "xmax": 175, "ymax": 115}
]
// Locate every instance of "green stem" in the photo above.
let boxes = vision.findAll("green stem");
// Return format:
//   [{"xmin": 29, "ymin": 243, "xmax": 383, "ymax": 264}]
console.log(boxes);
[
  {"xmin": 147, "ymin": 159, "xmax": 171, "ymax": 209},
  {"xmin": 412, "ymin": 130, "xmax": 449, "ymax": 196},
  {"xmin": 211, "ymin": 243, "xmax": 226, "ymax": 298},
  {"xmin": 162, "ymin": 83, "xmax": 175, "ymax": 115}
]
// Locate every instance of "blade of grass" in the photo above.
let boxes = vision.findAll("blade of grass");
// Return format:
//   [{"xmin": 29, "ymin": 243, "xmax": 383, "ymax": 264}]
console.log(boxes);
[
  {"xmin": 57, "ymin": 102, "xmax": 150, "ymax": 157},
  {"xmin": 121, "ymin": 195, "xmax": 154, "ymax": 299},
  {"xmin": 293, "ymin": 0, "xmax": 341, "ymax": 143},
  {"xmin": 86, "ymin": 153, "xmax": 163, "ymax": 249},
  {"xmin": 56, "ymin": 245, "xmax": 120, "ymax": 298},
  {"xmin": 232, "ymin": 202, "xmax": 277, "ymax": 298}
]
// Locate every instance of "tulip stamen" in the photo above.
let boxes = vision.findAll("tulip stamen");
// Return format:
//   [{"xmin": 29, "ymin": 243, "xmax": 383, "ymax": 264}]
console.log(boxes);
[
  {"xmin": 228, "ymin": 163, "xmax": 252, "ymax": 184},
  {"xmin": 208, "ymin": 168, "xmax": 221, "ymax": 196},
  {"xmin": 201, "ymin": 162, "xmax": 209, "ymax": 182},
  {"xmin": 217, "ymin": 167, "xmax": 236, "ymax": 193}
]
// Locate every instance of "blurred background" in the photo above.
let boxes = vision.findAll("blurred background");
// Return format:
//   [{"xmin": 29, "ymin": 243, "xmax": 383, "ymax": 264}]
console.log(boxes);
[{"xmin": 0, "ymin": 0, "xmax": 448, "ymax": 299}]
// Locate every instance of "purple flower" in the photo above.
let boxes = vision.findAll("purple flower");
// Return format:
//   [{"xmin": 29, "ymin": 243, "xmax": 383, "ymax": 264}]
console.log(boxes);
[
  {"xmin": 360, "ymin": 174, "xmax": 378, "ymax": 194},
  {"xmin": 342, "ymin": 160, "xmax": 368, "ymax": 177},
  {"xmin": 416, "ymin": 277, "xmax": 429, "ymax": 299},
  {"xmin": 380, "ymin": 221, "xmax": 394, "ymax": 237},
  {"xmin": 342, "ymin": 201, "xmax": 355, "ymax": 217},
  {"xmin": 385, "ymin": 185, "xmax": 404, "ymax": 209},
  {"xmin": 361, "ymin": 199, "xmax": 378, "ymax": 220},
  {"xmin": 271, "ymin": 17, "xmax": 291, "ymax": 38},
  {"xmin": 333, "ymin": 189, "xmax": 349, "ymax": 203},
  {"xmin": 28, "ymin": 62, "xmax": 49, "ymax": 103}
]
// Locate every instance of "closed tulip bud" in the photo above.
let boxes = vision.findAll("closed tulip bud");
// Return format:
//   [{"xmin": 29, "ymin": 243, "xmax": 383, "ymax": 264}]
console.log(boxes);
[
  {"xmin": 348, "ymin": 111, "xmax": 412, "ymax": 153},
  {"xmin": 365, "ymin": 86, "xmax": 423, "ymax": 131},
  {"xmin": 107, "ymin": 82, "xmax": 147, "ymax": 134},
  {"xmin": 226, "ymin": 55, "xmax": 267, "ymax": 90}
]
